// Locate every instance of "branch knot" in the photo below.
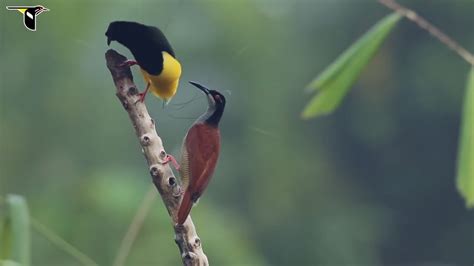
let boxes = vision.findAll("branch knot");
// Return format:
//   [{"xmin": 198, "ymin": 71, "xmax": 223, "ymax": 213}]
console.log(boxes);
[{"xmin": 140, "ymin": 134, "xmax": 152, "ymax": 146}]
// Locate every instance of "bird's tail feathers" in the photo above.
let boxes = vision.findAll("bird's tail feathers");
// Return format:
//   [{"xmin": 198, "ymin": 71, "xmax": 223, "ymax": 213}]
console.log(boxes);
[{"xmin": 177, "ymin": 190, "xmax": 193, "ymax": 225}]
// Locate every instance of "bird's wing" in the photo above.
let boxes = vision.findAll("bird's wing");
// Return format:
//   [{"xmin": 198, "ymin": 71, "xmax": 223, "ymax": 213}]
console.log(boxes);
[
  {"xmin": 184, "ymin": 124, "xmax": 220, "ymax": 197},
  {"xmin": 179, "ymin": 138, "xmax": 190, "ymax": 188}
]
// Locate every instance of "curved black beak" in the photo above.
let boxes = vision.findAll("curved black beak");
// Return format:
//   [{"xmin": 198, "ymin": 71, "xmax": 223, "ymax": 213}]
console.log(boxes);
[
  {"xmin": 189, "ymin": 81, "xmax": 210, "ymax": 95},
  {"xmin": 37, "ymin": 5, "xmax": 49, "ymax": 11},
  {"xmin": 107, "ymin": 36, "xmax": 112, "ymax": 46}
]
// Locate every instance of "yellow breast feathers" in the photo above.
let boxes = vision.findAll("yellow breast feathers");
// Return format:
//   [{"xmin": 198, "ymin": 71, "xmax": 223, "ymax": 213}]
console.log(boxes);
[{"xmin": 140, "ymin": 52, "xmax": 182, "ymax": 102}]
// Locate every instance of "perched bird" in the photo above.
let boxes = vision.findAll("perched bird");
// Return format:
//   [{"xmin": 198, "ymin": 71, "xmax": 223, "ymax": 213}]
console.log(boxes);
[
  {"xmin": 177, "ymin": 81, "xmax": 226, "ymax": 225},
  {"xmin": 105, "ymin": 21, "xmax": 182, "ymax": 104}
]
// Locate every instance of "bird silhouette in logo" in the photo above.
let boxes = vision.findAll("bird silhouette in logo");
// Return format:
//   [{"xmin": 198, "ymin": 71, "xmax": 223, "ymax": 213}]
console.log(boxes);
[{"xmin": 6, "ymin": 5, "xmax": 49, "ymax": 31}]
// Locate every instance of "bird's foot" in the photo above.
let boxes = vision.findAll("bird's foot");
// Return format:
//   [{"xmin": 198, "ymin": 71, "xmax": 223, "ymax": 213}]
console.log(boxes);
[
  {"xmin": 120, "ymin": 59, "xmax": 138, "ymax": 67},
  {"xmin": 136, "ymin": 91, "xmax": 147, "ymax": 103},
  {"xmin": 163, "ymin": 154, "xmax": 180, "ymax": 171},
  {"xmin": 134, "ymin": 82, "xmax": 150, "ymax": 104}
]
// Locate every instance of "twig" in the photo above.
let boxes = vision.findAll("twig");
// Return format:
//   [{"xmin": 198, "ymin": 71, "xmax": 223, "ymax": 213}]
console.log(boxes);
[
  {"xmin": 378, "ymin": 0, "xmax": 474, "ymax": 66},
  {"xmin": 31, "ymin": 218, "xmax": 98, "ymax": 266},
  {"xmin": 105, "ymin": 49, "xmax": 209, "ymax": 266},
  {"xmin": 113, "ymin": 186, "xmax": 157, "ymax": 266}
]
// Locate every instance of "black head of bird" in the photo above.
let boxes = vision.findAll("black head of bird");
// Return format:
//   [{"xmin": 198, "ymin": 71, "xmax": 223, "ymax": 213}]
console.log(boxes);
[
  {"xmin": 189, "ymin": 81, "xmax": 226, "ymax": 127},
  {"xmin": 105, "ymin": 21, "xmax": 175, "ymax": 58},
  {"xmin": 105, "ymin": 21, "xmax": 139, "ymax": 47},
  {"xmin": 105, "ymin": 21, "xmax": 181, "ymax": 103}
]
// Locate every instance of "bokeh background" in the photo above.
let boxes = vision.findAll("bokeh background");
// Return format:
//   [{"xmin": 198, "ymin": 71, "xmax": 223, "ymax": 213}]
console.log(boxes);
[{"xmin": 1, "ymin": 0, "xmax": 474, "ymax": 265}]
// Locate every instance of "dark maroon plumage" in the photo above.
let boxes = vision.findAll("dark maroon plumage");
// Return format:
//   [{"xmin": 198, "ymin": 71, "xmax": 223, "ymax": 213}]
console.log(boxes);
[{"xmin": 177, "ymin": 82, "xmax": 226, "ymax": 225}]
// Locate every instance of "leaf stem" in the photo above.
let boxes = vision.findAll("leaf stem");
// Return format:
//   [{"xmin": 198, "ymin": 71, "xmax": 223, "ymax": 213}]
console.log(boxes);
[
  {"xmin": 31, "ymin": 218, "xmax": 98, "ymax": 266},
  {"xmin": 378, "ymin": 0, "xmax": 474, "ymax": 66},
  {"xmin": 113, "ymin": 186, "xmax": 157, "ymax": 266}
]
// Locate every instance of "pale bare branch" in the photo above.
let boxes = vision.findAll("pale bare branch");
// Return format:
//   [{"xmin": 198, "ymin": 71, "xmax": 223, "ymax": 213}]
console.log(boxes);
[{"xmin": 105, "ymin": 49, "xmax": 209, "ymax": 266}]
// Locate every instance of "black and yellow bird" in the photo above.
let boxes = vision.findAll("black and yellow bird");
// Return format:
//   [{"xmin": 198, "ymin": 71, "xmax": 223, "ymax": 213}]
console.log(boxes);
[{"xmin": 105, "ymin": 21, "xmax": 182, "ymax": 104}]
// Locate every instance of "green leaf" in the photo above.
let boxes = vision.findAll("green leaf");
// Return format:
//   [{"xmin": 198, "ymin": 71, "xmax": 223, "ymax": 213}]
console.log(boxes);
[
  {"xmin": 31, "ymin": 218, "xmax": 98, "ymax": 266},
  {"xmin": 302, "ymin": 12, "xmax": 401, "ymax": 119},
  {"xmin": 5, "ymin": 195, "xmax": 30, "ymax": 266},
  {"xmin": 456, "ymin": 68, "xmax": 474, "ymax": 208}
]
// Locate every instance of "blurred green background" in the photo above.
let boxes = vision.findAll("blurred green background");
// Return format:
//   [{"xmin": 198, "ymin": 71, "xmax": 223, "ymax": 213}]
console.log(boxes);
[{"xmin": 1, "ymin": 0, "xmax": 474, "ymax": 265}]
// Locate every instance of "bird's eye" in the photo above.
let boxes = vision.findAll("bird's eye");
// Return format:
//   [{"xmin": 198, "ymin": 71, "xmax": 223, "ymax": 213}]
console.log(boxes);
[{"xmin": 214, "ymin": 95, "xmax": 220, "ymax": 102}]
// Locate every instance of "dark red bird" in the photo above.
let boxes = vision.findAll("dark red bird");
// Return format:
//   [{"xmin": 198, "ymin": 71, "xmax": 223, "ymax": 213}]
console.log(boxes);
[{"xmin": 177, "ymin": 81, "xmax": 226, "ymax": 225}]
